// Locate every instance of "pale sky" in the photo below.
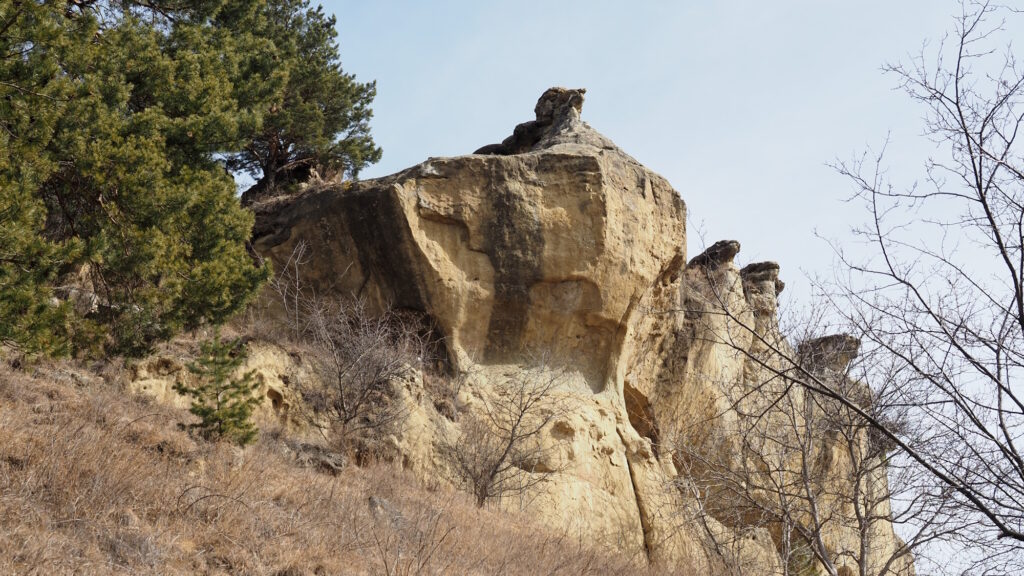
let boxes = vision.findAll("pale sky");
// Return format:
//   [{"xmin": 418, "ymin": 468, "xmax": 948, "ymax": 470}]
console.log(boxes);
[{"xmin": 324, "ymin": 1, "xmax": 968, "ymax": 307}]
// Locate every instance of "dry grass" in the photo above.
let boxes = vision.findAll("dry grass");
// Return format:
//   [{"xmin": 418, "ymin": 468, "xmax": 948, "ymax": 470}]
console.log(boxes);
[{"xmin": 0, "ymin": 360, "xmax": 664, "ymax": 575}]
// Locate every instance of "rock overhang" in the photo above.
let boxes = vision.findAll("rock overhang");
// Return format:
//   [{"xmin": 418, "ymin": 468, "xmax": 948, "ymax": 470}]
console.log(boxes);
[{"xmin": 253, "ymin": 87, "xmax": 687, "ymax": 393}]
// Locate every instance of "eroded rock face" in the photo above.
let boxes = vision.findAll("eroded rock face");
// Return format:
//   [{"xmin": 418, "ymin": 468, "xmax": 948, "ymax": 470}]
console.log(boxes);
[
  {"xmin": 242, "ymin": 89, "xmax": 910, "ymax": 574},
  {"xmin": 250, "ymin": 86, "xmax": 706, "ymax": 567},
  {"xmin": 474, "ymin": 87, "xmax": 590, "ymax": 155},
  {"xmin": 252, "ymin": 86, "xmax": 685, "ymax": 396}
]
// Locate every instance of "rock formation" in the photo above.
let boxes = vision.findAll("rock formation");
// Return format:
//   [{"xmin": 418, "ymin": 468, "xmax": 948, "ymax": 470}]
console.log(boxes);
[{"xmin": 130, "ymin": 88, "xmax": 912, "ymax": 574}]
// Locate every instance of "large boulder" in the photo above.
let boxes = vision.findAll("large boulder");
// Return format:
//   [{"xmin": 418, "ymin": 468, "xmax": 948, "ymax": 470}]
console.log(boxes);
[
  {"xmin": 250, "ymin": 87, "xmax": 715, "ymax": 568},
  {"xmin": 245, "ymin": 88, "xmax": 909, "ymax": 574},
  {"xmin": 252, "ymin": 87, "xmax": 685, "ymax": 393}
]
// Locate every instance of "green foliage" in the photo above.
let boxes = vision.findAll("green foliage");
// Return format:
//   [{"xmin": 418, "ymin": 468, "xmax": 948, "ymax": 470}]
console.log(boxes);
[
  {"xmin": 176, "ymin": 335, "xmax": 261, "ymax": 446},
  {"xmin": 33, "ymin": 2, "xmax": 272, "ymax": 355},
  {"xmin": 1, "ymin": 0, "xmax": 379, "ymax": 357},
  {"xmin": 223, "ymin": 0, "xmax": 382, "ymax": 196},
  {"xmin": 0, "ymin": 1, "xmax": 83, "ymax": 355}
]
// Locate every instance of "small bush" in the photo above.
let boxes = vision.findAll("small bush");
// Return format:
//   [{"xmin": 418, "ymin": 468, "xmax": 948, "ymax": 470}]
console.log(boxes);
[
  {"xmin": 175, "ymin": 335, "xmax": 261, "ymax": 446},
  {"xmin": 253, "ymin": 241, "xmax": 432, "ymax": 460}
]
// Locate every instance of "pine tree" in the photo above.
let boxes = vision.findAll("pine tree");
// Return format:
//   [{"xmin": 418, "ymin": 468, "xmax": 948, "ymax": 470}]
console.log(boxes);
[
  {"xmin": 176, "ymin": 335, "xmax": 261, "ymax": 446},
  {"xmin": 34, "ymin": 2, "xmax": 272, "ymax": 355},
  {"xmin": 2, "ymin": 1, "xmax": 380, "ymax": 357},
  {"xmin": 1, "ymin": 1, "xmax": 85, "ymax": 355},
  {"xmin": 224, "ymin": 0, "xmax": 382, "ymax": 202}
]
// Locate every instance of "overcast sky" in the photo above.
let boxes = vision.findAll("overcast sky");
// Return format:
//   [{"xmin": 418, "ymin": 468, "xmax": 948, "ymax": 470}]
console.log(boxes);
[{"xmin": 322, "ymin": 1, "xmax": 972, "ymax": 307}]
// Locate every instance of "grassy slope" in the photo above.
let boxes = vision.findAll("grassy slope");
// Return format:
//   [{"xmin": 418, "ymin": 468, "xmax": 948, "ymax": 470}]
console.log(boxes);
[{"xmin": 0, "ymin": 360, "xmax": 664, "ymax": 575}]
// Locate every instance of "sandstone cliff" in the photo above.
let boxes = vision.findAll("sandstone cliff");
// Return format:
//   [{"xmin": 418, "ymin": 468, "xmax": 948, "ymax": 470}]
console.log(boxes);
[{"xmin": 136, "ymin": 88, "xmax": 910, "ymax": 574}]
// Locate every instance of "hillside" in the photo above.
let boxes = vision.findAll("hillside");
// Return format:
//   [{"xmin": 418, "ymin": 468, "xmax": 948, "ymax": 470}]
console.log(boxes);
[
  {"xmin": 0, "ymin": 354, "xmax": 663, "ymax": 575},
  {"xmin": 241, "ymin": 88, "xmax": 913, "ymax": 575}
]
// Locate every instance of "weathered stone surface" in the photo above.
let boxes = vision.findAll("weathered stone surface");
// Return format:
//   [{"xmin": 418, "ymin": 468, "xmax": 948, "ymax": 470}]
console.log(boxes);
[
  {"xmin": 249, "ymin": 87, "xmax": 710, "ymax": 567},
  {"xmin": 155, "ymin": 88, "xmax": 913, "ymax": 574},
  {"xmin": 474, "ymin": 87, "xmax": 590, "ymax": 155},
  {"xmin": 251, "ymin": 87, "xmax": 686, "ymax": 397},
  {"xmin": 286, "ymin": 440, "xmax": 347, "ymax": 475},
  {"xmin": 665, "ymin": 240, "xmax": 912, "ymax": 575},
  {"xmin": 687, "ymin": 239, "xmax": 740, "ymax": 269}
]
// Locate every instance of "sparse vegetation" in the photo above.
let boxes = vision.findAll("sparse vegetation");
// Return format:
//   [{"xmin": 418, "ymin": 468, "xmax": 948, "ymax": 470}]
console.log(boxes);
[
  {"xmin": 252, "ymin": 241, "xmax": 430, "ymax": 460},
  {"xmin": 671, "ymin": 327, "xmax": 926, "ymax": 576},
  {"xmin": 827, "ymin": 3, "xmax": 1024, "ymax": 567},
  {"xmin": 299, "ymin": 298, "xmax": 424, "ymax": 461}
]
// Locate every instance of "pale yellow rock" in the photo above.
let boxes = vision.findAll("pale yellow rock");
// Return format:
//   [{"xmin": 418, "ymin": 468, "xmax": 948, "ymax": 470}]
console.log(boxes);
[
  {"xmin": 154, "ymin": 87, "xmax": 917, "ymax": 574},
  {"xmin": 249, "ymin": 88, "xmax": 720, "ymax": 568},
  {"xmin": 668, "ymin": 242, "xmax": 913, "ymax": 576}
]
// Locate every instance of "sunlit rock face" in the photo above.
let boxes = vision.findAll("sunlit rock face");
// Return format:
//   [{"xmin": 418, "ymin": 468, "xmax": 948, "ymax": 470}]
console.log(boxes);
[
  {"xmin": 252, "ymin": 87, "xmax": 686, "ymax": 395},
  {"xmin": 245, "ymin": 88, "xmax": 910, "ymax": 575}
]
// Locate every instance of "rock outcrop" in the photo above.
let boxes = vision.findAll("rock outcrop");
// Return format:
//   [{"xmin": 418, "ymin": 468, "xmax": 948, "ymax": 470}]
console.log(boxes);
[
  {"xmin": 250, "ymin": 85, "xmax": 706, "ymax": 567},
  {"xmin": 129, "ymin": 341, "xmax": 308, "ymax": 429},
  {"xmin": 207, "ymin": 88, "xmax": 913, "ymax": 574},
  {"xmin": 252, "ymin": 87, "xmax": 683, "ymax": 388}
]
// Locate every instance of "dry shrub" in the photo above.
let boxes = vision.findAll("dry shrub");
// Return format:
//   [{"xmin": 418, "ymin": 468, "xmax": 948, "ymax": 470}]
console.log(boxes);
[
  {"xmin": 0, "ymin": 362, "xmax": 676, "ymax": 575},
  {"xmin": 297, "ymin": 297, "xmax": 427, "ymax": 461},
  {"xmin": 238, "ymin": 241, "xmax": 441, "ymax": 462},
  {"xmin": 440, "ymin": 367, "xmax": 567, "ymax": 507}
]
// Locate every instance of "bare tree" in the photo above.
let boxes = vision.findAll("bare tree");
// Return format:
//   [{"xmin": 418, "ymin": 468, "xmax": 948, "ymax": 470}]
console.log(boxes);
[
  {"xmin": 300, "ymin": 297, "xmax": 426, "ymax": 460},
  {"xmin": 253, "ymin": 241, "xmax": 431, "ymax": 461},
  {"xmin": 369, "ymin": 497, "xmax": 457, "ymax": 576},
  {"xmin": 647, "ymin": 229, "xmax": 1009, "ymax": 575},
  {"xmin": 672, "ymin": 320, "xmax": 959, "ymax": 576},
  {"xmin": 820, "ymin": 1, "xmax": 1024, "ymax": 567},
  {"xmin": 661, "ymin": 4, "xmax": 1024, "ymax": 573},
  {"xmin": 441, "ymin": 366, "xmax": 565, "ymax": 508}
]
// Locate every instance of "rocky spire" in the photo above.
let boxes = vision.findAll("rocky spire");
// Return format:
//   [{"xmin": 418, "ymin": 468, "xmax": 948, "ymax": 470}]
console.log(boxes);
[
  {"xmin": 474, "ymin": 87, "xmax": 589, "ymax": 155},
  {"xmin": 797, "ymin": 334, "xmax": 861, "ymax": 374},
  {"xmin": 687, "ymin": 240, "xmax": 741, "ymax": 269},
  {"xmin": 740, "ymin": 261, "xmax": 785, "ymax": 296}
]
